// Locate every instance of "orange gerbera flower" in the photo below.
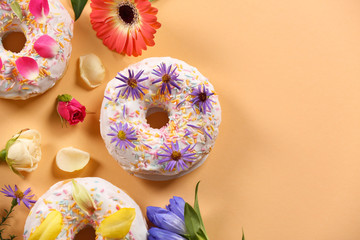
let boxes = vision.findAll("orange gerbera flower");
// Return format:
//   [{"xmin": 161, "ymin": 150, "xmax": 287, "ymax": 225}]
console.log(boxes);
[{"xmin": 90, "ymin": 0, "xmax": 161, "ymax": 57}]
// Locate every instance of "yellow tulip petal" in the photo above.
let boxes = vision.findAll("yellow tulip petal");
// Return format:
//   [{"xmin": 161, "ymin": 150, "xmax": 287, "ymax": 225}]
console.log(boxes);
[
  {"xmin": 97, "ymin": 208, "xmax": 136, "ymax": 238},
  {"xmin": 28, "ymin": 210, "xmax": 63, "ymax": 240},
  {"xmin": 72, "ymin": 179, "xmax": 96, "ymax": 216}
]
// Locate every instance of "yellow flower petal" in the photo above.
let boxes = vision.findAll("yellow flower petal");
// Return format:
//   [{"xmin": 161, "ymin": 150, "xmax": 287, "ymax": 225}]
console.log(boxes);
[
  {"xmin": 72, "ymin": 180, "xmax": 96, "ymax": 216},
  {"xmin": 96, "ymin": 208, "xmax": 136, "ymax": 238},
  {"xmin": 28, "ymin": 210, "xmax": 63, "ymax": 240}
]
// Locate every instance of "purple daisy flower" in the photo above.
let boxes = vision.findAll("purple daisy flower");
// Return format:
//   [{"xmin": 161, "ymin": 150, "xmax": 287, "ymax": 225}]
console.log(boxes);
[
  {"xmin": 107, "ymin": 122, "xmax": 137, "ymax": 150},
  {"xmin": 157, "ymin": 141, "xmax": 196, "ymax": 171},
  {"xmin": 190, "ymin": 84, "xmax": 215, "ymax": 113},
  {"xmin": 0, "ymin": 185, "xmax": 36, "ymax": 209},
  {"xmin": 115, "ymin": 69, "xmax": 149, "ymax": 100},
  {"xmin": 152, "ymin": 63, "xmax": 182, "ymax": 94}
]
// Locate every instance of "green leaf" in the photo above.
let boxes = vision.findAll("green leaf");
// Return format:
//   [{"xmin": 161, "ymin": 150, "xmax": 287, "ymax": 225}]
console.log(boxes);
[
  {"xmin": 184, "ymin": 203, "xmax": 203, "ymax": 240},
  {"xmin": 195, "ymin": 228, "xmax": 208, "ymax": 240},
  {"xmin": 242, "ymin": 229, "xmax": 245, "ymax": 240},
  {"xmin": 193, "ymin": 182, "xmax": 209, "ymax": 239},
  {"xmin": 10, "ymin": 1, "xmax": 23, "ymax": 20},
  {"xmin": 0, "ymin": 149, "xmax": 6, "ymax": 162},
  {"xmin": 5, "ymin": 129, "xmax": 27, "ymax": 151},
  {"xmin": 71, "ymin": 0, "xmax": 88, "ymax": 21},
  {"xmin": 57, "ymin": 94, "xmax": 73, "ymax": 102},
  {"xmin": 194, "ymin": 182, "xmax": 204, "ymax": 228}
]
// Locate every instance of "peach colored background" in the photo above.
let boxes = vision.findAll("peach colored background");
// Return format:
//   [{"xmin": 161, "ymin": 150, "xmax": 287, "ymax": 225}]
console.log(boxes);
[{"xmin": 1, "ymin": 0, "xmax": 360, "ymax": 239}]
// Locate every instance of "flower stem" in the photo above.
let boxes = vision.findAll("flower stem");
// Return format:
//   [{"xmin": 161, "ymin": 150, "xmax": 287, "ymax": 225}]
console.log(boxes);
[{"xmin": 0, "ymin": 199, "xmax": 17, "ymax": 227}]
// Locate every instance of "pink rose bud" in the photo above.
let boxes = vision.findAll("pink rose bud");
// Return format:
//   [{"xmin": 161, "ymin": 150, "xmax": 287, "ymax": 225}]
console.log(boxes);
[{"xmin": 57, "ymin": 94, "xmax": 86, "ymax": 126}]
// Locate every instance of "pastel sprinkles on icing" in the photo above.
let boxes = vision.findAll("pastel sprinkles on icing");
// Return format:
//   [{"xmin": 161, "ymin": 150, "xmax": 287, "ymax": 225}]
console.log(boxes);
[
  {"xmin": 23, "ymin": 177, "xmax": 147, "ymax": 239},
  {"xmin": 0, "ymin": 0, "xmax": 73, "ymax": 99},
  {"xmin": 100, "ymin": 57, "xmax": 221, "ymax": 180}
]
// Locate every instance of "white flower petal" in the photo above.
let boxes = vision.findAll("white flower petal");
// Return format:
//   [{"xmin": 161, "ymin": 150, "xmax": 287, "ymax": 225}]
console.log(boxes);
[
  {"xmin": 19, "ymin": 129, "xmax": 41, "ymax": 141},
  {"xmin": 5, "ymin": 129, "xmax": 41, "ymax": 173},
  {"xmin": 7, "ymin": 141, "xmax": 31, "ymax": 164},
  {"xmin": 56, "ymin": 147, "xmax": 90, "ymax": 172},
  {"xmin": 79, "ymin": 54, "xmax": 105, "ymax": 88}
]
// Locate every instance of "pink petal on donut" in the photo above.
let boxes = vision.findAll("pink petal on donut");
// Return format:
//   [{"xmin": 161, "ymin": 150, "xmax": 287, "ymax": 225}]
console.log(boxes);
[
  {"xmin": 0, "ymin": 58, "xmax": 2, "ymax": 70},
  {"xmin": 34, "ymin": 35, "xmax": 59, "ymax": 58},
  {"xmin": 29, "ymin": 0, "xmax": 49, "ymax": 20},
  {"xmin": 15, "ymin": 57, "xmax": 39, "ymax": 80}
]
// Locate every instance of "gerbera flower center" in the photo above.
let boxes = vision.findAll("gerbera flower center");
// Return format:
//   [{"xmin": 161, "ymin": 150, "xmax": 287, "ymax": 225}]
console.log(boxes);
[
  {"xmin": 162, "ymin": 74, "xmax": 171, "ymax": 83},
  {"xmin": 128, "ymin": 78, "xmax": 138, "ymax": 88},
  {"xmin": 15, "ymin": 190, "xmax": 24, "ymax": 199},
  {"xmin": 118, "ymin": 4, "xmax": 137, "ymax": 25},
  {"xmin": 199, "ymin": 92, "xmax": 207, "ymax": 102},
  {"xmin": 171, "ymin": 151, "xmax": 182, "ymax": 161},
  {"xmin": 117, "ymin": 130, "xmax": 127, "ymax": 140}
]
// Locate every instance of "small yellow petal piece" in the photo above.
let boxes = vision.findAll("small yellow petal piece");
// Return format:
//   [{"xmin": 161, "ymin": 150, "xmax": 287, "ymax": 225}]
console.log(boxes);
[
  {"xmin": 28, "ymin": 210, "xmax": 63, "ymax": 240},
  {"xmin": 72, "ymin": 180, "xmax": 96, "ymax": 216},
  {"xmin": 96, "ymin": 208, "xmax": 136, "ymax": 238}
]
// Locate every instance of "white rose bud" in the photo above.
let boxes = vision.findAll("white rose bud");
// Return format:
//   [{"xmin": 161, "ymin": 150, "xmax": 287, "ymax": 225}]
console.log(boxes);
[{"xmin": 0, "ymin": 129, "xmax": 41, "ymax": 175}]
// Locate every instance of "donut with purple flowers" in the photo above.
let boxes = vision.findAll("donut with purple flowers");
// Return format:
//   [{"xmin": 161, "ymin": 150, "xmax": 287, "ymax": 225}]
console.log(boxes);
[
  {"xmin": 0, "ymin": 0, "xmax": 73, "ymax": 99},
  {"xmin": 100, "ymin": 57, "xmax": 221, "ymax": 181}
]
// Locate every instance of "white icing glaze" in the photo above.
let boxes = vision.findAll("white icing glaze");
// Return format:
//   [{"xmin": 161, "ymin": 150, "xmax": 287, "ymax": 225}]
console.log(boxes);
[
  {"xmin": 0, "ymin": 0, "xmax": 73, "ymax": 100},
  {"xmin": 23, "ymin": 177, "xmax": 147, "ymax": 240},
  {"xmin": 100, "ymin": 57, "xmax": 221, "ymax": 181}
]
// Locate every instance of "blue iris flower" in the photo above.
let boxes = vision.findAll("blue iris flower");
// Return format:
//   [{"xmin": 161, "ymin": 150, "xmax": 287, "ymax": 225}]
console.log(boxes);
[
  {"xmin": 166, "ymin": 196, "xmax": 185, "ymax": 220},
  {"xmin": 148, "ymin": 227, "xmax": 187, "ymax": 240},
  {"xmin": 147, "ymin": 206, "xmax": 186, "ymax": 235},
  {"xmin": 147, "ymin": 196, "xmax": 187, "ymax": 240}
]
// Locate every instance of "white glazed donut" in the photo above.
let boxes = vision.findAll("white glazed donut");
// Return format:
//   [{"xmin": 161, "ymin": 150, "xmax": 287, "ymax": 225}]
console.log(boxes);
[
  {"xmin": 23, "ymin": 177, "xmax": 147, "ymax": 239},
  {"xmin": 100, "ymin": 57, "xmax": 221, "ymax": 181},
  {"xmin": 0, "ymin": 0, "xmax": 73, "ymax": 100}
]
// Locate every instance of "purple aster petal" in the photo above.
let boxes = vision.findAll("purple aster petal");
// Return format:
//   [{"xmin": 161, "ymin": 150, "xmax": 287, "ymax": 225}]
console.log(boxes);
[
  {"xmin": 134, "ymin": 70, "xmax": 144, "ymax": 79},
  {"xmin": 104, "ymin": 96, "xmax": 112, "ymax": 101},
  {"xmin": 170, "ymin": 66, "xmax": 178, "ymax": 75},
  {"xmin": 115, "ymin": 84, "xmax": 128, "ymax": 88},
  {"xmin": 143, "ymin": 143, "xmax": 153, "ymax": 149},
  {"xmin": 170, "ymin": 81, "xmax": 181, "ymax": 90},
  {"xmin": 203, "ymin": 128, "xmax": 213, "ymax": 139},
  {"xmin": 160, "ymin": 84, "xmax": 166, "ymax": 94},
  {"xmin": 187, "ymin": 124, "xmax": 200, "ymax": 129},
  {"xmin": 152, "ymin": 78, "xmax": 162, "ymax": 84},
  {"xmin": 166, "ymin": 161, "xmax": 176, "ymax": 171},
  {"xmin": 109, "ymin": 122, "xmax": 137, "ymax": 149},
  {"xmin": 152, "ymin": 63, "xmax": 182, "ymax": 95},
  {"xmin": 115, "ymin": 69, "xmax": 148, "ymax": 100},
  {"xmin": 157, "ymin": 141, "xmax": 196, "ymax": 172},
  {"xmin": 158, "ymin": 158, "xmax": 172, "ymax": 164},
  {"xmin": 180, "ymin": 145, "xmax": 191, "ymax": 154},
  {"xmin": 191, "ymin": 84, "xmax": 215, "ymax": 113},
  {"xmin": 166, "ymin": 83, "xmax": 172, "ymax": 94},
  {"xmin": 1, "ymin": 185, "xmax": 35, "ymax": 209}
]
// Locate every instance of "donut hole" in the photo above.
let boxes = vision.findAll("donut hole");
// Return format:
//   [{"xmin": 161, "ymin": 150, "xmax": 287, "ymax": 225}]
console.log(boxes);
[
  {"xmin": 146, "ymin": 107, "xmax": 169, "ymax": 129},
  {"xmin": 74, "ymin": 225, "xmax": 96, "ymax": 240},
  {"xmin": 2, "ymin": 31, "xmax": 26, "ymax": 53}
]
